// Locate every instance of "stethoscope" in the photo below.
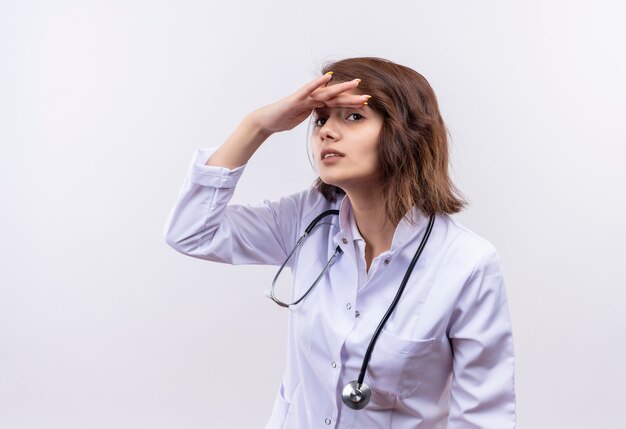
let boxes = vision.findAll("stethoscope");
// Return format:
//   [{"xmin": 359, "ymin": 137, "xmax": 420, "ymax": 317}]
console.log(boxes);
[{"xmin": 265, "ymin": 209, "xmax": 435, "ymax": 410}]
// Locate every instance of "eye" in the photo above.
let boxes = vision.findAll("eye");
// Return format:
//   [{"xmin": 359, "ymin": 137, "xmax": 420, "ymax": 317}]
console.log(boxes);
[
  {"xmin": 313, "ymin": 116, "xmax": 327, "ymax": 127},
  {"xmin": 347, "ymin": 113, "xmax": 364, "ymax": 121},
  {"xmin": 313, "ymin": 112, "xmax": 364, "ymax": 127}
]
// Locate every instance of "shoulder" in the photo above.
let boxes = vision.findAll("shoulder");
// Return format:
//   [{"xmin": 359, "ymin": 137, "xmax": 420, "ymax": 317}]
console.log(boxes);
[
  {"xmin": 436, "ymin": 214, "xmax": 502, "ymax": 277},
  {"xmin": 266, "ymin": 187, "xmax": 339, "ymax": 225}
]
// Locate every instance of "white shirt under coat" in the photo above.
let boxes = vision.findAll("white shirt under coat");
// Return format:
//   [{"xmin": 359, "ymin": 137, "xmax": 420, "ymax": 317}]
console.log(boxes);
[{"xmin": 164, "ymin": 148, "xmax": 516, "ymax": 428}]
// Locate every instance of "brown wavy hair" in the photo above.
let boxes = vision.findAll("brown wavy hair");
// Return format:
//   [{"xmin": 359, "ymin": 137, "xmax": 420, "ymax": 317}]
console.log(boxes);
[{"xmin": 313, "ymin": 57, "xmax": 466, "ymax": 224}]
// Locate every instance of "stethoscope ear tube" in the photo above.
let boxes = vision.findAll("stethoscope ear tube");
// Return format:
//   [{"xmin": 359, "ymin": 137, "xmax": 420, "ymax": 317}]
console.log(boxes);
[
  {"xmin": 267, "ymin": 210, "xmax": 340, "ymax": 308},
  {"xmin": 342, "ymin": 213, "xmax": 435, "ymax": 410},
  {"xmin": 305, "ymin": 210, "xmax": 341, "ymax": 234}
]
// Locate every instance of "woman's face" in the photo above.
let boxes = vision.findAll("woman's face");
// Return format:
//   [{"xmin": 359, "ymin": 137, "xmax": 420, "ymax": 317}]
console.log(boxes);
[{"xmin": 311, "ymin": 90, "xmax": 385, "ymax": 193}]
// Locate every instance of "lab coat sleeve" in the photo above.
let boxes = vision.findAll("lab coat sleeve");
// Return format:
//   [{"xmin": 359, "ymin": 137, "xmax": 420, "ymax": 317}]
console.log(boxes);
[
  {"xmin": 447, "ymin": 250, "xmax": 516, "ymax": 428},
  {"xmin": 164, "ymin": 148, "xmax": 303, "ymax": 266}
]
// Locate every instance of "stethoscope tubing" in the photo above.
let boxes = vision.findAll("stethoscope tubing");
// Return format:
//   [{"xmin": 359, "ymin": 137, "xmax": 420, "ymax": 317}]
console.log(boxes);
[
  {"xmin": 355, "ymin": 213, "xmax": 435, "ymax": 387},
  {"xmin": 268, "ymin": 210, "xmax": 340, "ymax": 308},
  {"xmin": 267, "ymin": 208, "xmax": 436, "ymax": 410}
]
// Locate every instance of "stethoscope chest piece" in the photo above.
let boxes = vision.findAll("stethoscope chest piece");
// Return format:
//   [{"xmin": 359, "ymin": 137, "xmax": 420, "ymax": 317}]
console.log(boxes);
[{"xmin": 342, "ymin": 381, "xmax": 371, "ymax": 410}]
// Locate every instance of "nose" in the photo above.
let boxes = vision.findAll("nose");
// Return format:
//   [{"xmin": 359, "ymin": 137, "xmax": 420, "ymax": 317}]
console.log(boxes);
[{"xmin": 319, "ymin": 117, "xmax": 340, "ymax": 141}]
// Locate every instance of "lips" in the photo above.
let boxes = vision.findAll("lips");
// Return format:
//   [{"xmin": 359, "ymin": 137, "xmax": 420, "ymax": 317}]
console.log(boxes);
[{"xmin": 320, "ymin": 148, "xmax": 346, "ymax": 160}]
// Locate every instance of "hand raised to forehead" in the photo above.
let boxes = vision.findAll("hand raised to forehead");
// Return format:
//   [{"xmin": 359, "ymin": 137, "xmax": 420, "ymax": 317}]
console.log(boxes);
[
  {"xmin": 249, "ymin": 73, "xmax": 371, "ymax": 135},
  {"xmin": 303, "ymin": 75, "xmax": 370, "ymax": 109}
]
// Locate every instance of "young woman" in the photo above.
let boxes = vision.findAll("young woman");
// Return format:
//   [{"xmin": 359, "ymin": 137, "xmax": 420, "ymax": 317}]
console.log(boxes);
[{"xmin": 164, "ymin": 57, "xmax": 516, "ymax": 428}]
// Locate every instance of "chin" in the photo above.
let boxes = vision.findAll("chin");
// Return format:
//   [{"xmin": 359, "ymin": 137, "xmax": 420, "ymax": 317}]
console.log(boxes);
[{"xmin": 317, "ymin": 173, "xmax": 344, "ymax": 188}]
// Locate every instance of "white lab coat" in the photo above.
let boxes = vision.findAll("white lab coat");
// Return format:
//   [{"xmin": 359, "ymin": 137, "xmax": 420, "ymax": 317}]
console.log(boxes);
[{"xmin": 164, "ymin": 148, "xmax": 516, "ymax": 428}]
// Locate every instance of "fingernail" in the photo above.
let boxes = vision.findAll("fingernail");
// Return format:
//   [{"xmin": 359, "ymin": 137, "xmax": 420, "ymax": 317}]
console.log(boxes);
[
  {"xmin": 354, "ymin": 78, "xmax": 361, "ymax": 83},
  {"xmin": 364, "ymin": 95, "xmax": 372, "ymax": 100},
  {"xmin": 362, "ymin": 101, "xmax": 368, "ymax": 106},
  {"xmin": 325, "ymin": 71, "xmax": 334, "ymax": 76}
]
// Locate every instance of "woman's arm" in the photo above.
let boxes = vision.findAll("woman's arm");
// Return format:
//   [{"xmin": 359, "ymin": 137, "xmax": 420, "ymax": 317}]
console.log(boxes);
[
  {"xmin": 164, "ymin": 147, "xmax": 307, "ymax": 265},
  {"xmin": 205, "ymin": 73, "xmax": 369, "ymax": 169},
  {"xmin": 204, "ymin": 114, "xmax": 271, "ymax": 169},
  {"xmin": 165, "ymin": 73, "xmax": 370, "ymax": 265},
  {"xmin": 447, "ymin": 251, "xmax": 516, "ymax": 428}
]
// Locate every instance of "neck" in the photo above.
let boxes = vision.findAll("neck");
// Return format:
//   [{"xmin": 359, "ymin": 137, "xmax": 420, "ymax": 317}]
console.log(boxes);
[{"xmin": 345, "ymin": 187, "xmax": 397, "ymax": 269}]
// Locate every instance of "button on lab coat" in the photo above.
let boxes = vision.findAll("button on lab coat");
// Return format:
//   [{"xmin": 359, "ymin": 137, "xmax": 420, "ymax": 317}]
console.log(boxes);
[{"xmin": 164, "ymin": 148, "xmax": 516, "ymax": 428}]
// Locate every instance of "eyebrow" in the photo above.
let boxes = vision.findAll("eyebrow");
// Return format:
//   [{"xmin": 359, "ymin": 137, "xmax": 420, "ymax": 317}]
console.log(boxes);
[{"xmin": 313, "ymin": 107, "xmax": 329, "ymax": 115}]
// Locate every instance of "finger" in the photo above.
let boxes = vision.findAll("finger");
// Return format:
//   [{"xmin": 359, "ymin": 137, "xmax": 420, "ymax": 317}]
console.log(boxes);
[
  {"xmin": 323, "ymin": 94, "xmax": 371, "ymax": 108},
  {"xmin": 312, "ymin": 79, "xmax": 361, "ymax": 102},
  {"xmin": 294, "ymin": 73, "xmax": 335, "ymax": 100}
]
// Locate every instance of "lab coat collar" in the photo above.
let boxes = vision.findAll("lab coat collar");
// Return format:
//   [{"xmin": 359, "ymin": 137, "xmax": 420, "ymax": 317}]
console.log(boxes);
[{"xmin": 333, "ymin": 195, "xmax": 429, "ymax": 255}]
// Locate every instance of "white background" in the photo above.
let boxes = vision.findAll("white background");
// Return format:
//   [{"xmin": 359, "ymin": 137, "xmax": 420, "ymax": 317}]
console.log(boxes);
[{"xmin": 1, "ymin": 1, "xmax": 625, "ymax": 428}]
